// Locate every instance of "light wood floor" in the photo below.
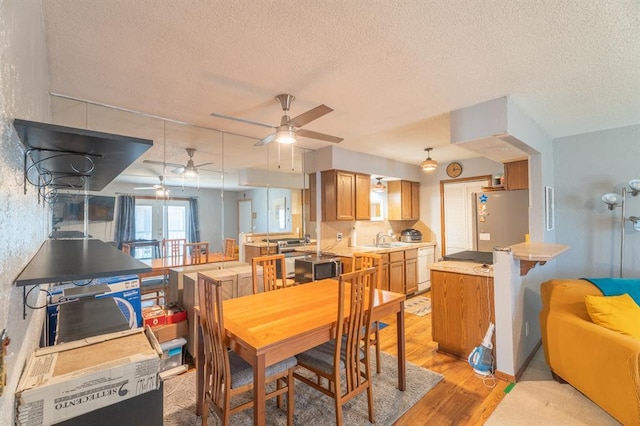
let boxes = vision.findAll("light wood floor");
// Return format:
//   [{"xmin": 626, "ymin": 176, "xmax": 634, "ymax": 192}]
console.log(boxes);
[{"xmin": 378, "ymin": 291, "xmax": 509, "ymax": 425}]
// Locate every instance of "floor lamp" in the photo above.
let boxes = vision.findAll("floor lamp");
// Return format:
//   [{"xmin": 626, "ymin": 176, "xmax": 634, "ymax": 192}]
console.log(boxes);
[{"xmin": 601, "ymin": 179, "xmax": 640, "ymax": 278}]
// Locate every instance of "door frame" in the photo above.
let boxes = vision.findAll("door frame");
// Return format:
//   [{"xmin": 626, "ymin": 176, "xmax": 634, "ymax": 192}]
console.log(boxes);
[{"xmin": 440, "ymin": 175, "xmax": 492, "ymax": 256}]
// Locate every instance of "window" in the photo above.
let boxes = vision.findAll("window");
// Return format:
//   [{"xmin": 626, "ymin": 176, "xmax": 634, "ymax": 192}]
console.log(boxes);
[{"xmin": 135, "ymin": 199, "xmax": 189, "ymax": 245}]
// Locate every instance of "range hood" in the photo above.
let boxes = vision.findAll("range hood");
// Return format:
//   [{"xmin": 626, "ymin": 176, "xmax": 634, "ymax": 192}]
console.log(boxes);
[
  {"xmin": 13, "ymin": 119, "xmax": 153, "ymax": 192},
  {"xmin": 450, "ymin": 97, "xmax": 533, "ymax": 163}
]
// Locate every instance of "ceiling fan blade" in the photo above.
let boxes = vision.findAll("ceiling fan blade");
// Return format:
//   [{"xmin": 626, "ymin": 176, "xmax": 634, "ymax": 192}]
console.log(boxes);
[
  {"xmin": 297, "ymin": 128, "xmax": 343, "ymax": 143},
  {"xmin": 254, "ymin": 133, "xmax": 276, "ymax": 146},
  {"xmin": 143, "ymin": 160, "xmax": 185, "ymax": 169},
  {"xmin": 172, "ymin": 166, "xmax": 186, "ymax": 174},
  {"xmin": 210, "ymin": 112, "xmax": 275, "ymax": 129},
  {"xmin": 289, "ymin": 104, "xmax": 333, "ymax": 128},
  {"xmin": 194, "ymin": 162, "xmax": 215, "ymax": 168}
]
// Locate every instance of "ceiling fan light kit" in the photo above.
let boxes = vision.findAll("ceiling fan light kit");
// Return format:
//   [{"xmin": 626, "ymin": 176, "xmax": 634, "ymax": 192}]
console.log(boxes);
[
  {"xmin": 210, "ymin": 93, "xmax": 343, "ymax": 147},
  {"xmin": 421, "ymin": 147, "xmax": 438, "ymax": 171}
]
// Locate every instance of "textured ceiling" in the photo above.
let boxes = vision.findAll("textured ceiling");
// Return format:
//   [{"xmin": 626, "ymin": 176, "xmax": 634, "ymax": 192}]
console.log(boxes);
[{"xmin": 42, "ymin": 0, "xmax": 640, "ymax": 188}]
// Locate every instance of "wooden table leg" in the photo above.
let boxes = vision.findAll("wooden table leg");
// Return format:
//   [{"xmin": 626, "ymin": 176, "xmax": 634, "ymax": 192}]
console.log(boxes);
[
  {"xmin": 396, "ymin": 302, "xmax": 406, "ymax": 391},
  {"xmin": 253, "ymin": 353, "xmax": 266, "ymax": 426},
  {"xmin": 195, "ymin": 311, "xmax": 204, "ymax": 416}
]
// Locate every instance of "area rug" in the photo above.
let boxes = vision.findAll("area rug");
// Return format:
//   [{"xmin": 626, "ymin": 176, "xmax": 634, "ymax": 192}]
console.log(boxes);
[
  {"xmin": 163, "ymin": 350, "xmax": 443, "ymax": 425},
  {"xmin": 485, "ymin": 347, "xmax": 619, "ymax": 425},
  {"xmin": 404, "ymin": 296, "xmax": 431, "ymax": 317}
]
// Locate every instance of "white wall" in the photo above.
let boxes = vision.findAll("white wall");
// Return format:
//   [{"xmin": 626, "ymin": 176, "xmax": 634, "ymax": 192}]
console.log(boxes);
[
  {"xmin": 554, "ymin": 124, "xmax": 640, "ymax": 278},
  {"xmin": 0, "ymin": 1, "xmax": 51, "ymax": 423}
]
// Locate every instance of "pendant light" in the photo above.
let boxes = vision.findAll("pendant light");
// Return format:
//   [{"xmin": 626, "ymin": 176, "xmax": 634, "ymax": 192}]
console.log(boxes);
[
  {"xmin": 373, "ymin": 177, "xmax": 386, "ymax": 192},
  {"xmin": 421, "ymin": 147, "xmax": 438, "ymax": 172}
]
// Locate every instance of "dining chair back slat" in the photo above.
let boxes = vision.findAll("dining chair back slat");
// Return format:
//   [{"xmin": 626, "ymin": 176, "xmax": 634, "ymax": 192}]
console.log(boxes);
[
  {"xmin": 197, "ymin": 273, "xmax": 296, "ymax": 425},
  {"xmin": 163, "ymin": 238, "xmax": 186, "ymax": 260},
  {"xmin": 293, "ymin": 267, "xmax": 376, "ymax": 424},
  {"xmin": 251, "ymin": 254, "xmax": 294, "ymax": 294},
  {"xmin": 184, "ymin": 242, "xmax": 209, "ymax": 265},
  {"xmin": 223, "ymin": 238, "xmax": 236, "ymax": 259}
]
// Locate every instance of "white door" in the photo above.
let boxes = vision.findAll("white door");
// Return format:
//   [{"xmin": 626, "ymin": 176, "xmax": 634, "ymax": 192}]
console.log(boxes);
[
  {"xmin": 443, "ymin": 180, "xmax": 486, "ymax": 255},
  {"xmin": 238, "ymin": 199, "xmax": 252, "ymax": 235}
]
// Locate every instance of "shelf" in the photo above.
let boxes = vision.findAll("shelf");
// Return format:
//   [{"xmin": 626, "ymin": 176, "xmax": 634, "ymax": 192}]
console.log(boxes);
[
  {"xmin": 14, "ymin": 239, "xmax": 151, "ymax": 287},
  {"xmin": 509, "ymin": 242, "xmax": 570, "ymax": 276},
  {"xmin": 13, "ymin": 119, "xmax": 152, "ymax": 193}
]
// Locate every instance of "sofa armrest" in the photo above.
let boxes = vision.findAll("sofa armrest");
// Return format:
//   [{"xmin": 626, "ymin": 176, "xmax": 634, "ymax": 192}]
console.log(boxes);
[{"xmin": 541, "ymin": 309, "xmax": 640, "ymax": 425}]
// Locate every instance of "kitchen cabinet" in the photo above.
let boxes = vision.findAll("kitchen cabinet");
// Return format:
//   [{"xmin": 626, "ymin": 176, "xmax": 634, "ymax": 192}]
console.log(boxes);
[
  {"xmin": 404, "ymin": 249, "xmax": 418, "ymax": 294},
  {"xmin": 380, "ymin": 253, "xmax": 390, "ymax": 291},
  {"xmin": 355, "ymin": 173, "xmax": 371, "ymax": 220},
  {"xmin": 309, "ymin": 170, "xmax": 370, "ymax": 221},
  {"xmin": 388, "ymin": 180, "xmax": 420, "ymax": 220},
  {"xmin": 504, "ymin": 159, "xmax": 528, "ymax": 190},
  {"xmin": 430, "ymin": 269, "xmax": 495, "ymax": 360},
  {"xmin": 244, "ymin": 244, "xmax": 277, "ymax": 266},
  {"xmin": 389, "ymin": 251, "xmax": 405, "ymax": 294}
]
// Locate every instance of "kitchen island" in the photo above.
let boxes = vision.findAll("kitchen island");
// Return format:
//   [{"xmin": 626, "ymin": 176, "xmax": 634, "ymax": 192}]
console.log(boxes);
[{"xmin": 429, "ymin": 260, "xmax": 495, "ymax": 361}]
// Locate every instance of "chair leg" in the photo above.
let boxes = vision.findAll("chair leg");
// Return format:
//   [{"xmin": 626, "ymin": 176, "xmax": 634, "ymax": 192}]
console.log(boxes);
[
  {"xmin": 287, "ymin": 369, "xmax": 295, "ymax": 426},
  {"xmin": 335, "ymin": 396, "xmax": 344, "ymax": 426},
  {"xmin": 277, "ymin": 377, "xmax": 284, "ymax": 409},
  {"xmin": 201, "ymin": 399, "xmax": 208, "ymax": 426},
  {"xmin": 367, "ymin": 382, "xmax": 375, "ymax": 423},
  {"xmin": 374, "ymin": 324, "xmax": 381, "ymax": 374}
]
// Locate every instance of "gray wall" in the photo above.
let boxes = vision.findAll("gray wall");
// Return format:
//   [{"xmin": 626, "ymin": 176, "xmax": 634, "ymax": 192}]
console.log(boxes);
[
  {"xmin": 555, "ymin": 124, "xmax": 640, "ymax": 278},
  {"xmin": 0, "ymin": 2, "xmax": 52, "ymax": 423}
]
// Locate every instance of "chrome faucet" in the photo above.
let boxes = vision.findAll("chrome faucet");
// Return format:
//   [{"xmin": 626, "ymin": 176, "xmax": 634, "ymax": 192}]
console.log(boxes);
[{"xmin": 375, "ymin": 232, "xmax": 392, "ymax": 246}]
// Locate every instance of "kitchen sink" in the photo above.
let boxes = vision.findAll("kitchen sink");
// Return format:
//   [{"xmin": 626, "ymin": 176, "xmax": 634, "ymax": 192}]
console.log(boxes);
[{"xmin": 360, "ymin": 242, "xmax": 413, "ymax": 248}]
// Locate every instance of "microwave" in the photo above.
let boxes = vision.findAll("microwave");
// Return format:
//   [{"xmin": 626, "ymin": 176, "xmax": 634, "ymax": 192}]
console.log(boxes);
[{"xmin": 294, "ymin": 256, "xmax": 342, "ymax": 284}]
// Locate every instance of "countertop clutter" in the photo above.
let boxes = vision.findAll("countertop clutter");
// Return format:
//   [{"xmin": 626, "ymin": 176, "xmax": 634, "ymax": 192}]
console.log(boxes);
[{"xmin": 296, "ymin": 241, "xmax": 436, "ymax": 258}]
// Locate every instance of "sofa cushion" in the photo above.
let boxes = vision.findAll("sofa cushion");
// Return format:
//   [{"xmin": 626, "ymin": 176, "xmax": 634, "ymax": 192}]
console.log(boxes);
[{"xmin": 584, "ymin": 293, "xmax": 640, "ymax": 339}]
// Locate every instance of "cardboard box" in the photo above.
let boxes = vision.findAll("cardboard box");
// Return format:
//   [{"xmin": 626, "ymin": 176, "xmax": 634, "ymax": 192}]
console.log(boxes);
[
  {"xmin": 164, "ymin": 304, "xmax": 187, "ymax": 324},
  {"xmin": 142, "ymin": 305, "xmax": 166, "ymax": 327},
  {"xmin": 16, "ymin": 328, "xmax": 161, "ymax": 426},
  {"xmin": 151, "ymin": 320, "xmax": 188, "ymax": 343}
]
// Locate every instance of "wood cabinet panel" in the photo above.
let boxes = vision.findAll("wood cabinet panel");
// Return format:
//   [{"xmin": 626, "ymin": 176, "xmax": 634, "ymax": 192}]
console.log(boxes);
[
  {"xmin": 309, "ymin": 173, "xmax": 317, "ymax": 222},
  {"xmin": 388, "ymin": 180, "xmax": 420, "ymax": 220},
  {"xmin": 405, "ymin": 257, "xmax": 418, "ymax": 294},
  {"xmin": 355, "ymin": 173, "xmax": 371, "ymax": 220},
  {"xmin": 389, "ymin": 260, "xmax": 405, "ymax": 294},
  {"xmin": 504, "ymin": 159, "xmax": 528, "ymax": 190},
  {"xmin": 380, "ymin": 253, "xmax": 389, "ymax": 291},
  {"xmin": 431, "ymin": 270, "xmax": 495, "ymax": 360},
  {"xmin": 335, "ymin": 171, "xmax": 355, "ymax": 220}
]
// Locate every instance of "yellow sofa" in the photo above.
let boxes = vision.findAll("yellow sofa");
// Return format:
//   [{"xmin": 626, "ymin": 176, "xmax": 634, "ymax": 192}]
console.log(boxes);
[{"xmin": 540, "ymin": 279, "xmax": 640, "ymax": 426}]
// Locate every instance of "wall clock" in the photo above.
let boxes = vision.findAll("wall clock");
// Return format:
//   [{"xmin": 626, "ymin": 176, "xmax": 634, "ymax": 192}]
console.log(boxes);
[{"xmin": 446, "ymin": 162, "xmax": 463, "ymax": 178}]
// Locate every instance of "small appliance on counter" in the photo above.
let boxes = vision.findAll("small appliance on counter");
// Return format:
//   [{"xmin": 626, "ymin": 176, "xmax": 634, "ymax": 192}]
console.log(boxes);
[
  {"xmin": 294, "ymin": 255, "xmax": 341, "ymax": 284},
  {"xmin": 400, "ymin": 228, "xmax": 422, "ymax": 242}
]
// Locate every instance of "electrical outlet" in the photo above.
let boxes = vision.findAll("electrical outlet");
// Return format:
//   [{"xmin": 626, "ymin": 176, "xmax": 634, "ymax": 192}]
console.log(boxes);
[
  {"xmin": 525, "ymin": 321, "xmax": 529, "ymax": 337},
  {"xmin": 336, "ymin": 232, "xmax": 343, "ymax": 241}
]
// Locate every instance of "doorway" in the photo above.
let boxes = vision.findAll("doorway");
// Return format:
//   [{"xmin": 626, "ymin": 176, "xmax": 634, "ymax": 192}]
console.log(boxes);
[
  {"xmin": 441, "ymin": 176, "xmax": 491, "ymax": 255},
  {"xmin": 238, "ymin": 199, "xmax": 253, "ymax": 236}
]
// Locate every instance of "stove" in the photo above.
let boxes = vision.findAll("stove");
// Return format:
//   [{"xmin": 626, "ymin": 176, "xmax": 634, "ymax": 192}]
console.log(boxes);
[{"xmin": 263, "ymin": 238, "xmax": 308, "ymax": 279}]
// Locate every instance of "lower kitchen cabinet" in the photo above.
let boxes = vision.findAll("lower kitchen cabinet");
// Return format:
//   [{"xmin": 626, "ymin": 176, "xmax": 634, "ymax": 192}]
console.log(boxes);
[
  {"xmin": 389, "ymin": 251, "xmax": 405, "ymax": 294},
  {"xmin": 430, "ymin": 269, "xmax": 495, "ymax": 360},
  {"xmin": 404, "ymin": 249, "xmax": 418, "ymax": 294}
]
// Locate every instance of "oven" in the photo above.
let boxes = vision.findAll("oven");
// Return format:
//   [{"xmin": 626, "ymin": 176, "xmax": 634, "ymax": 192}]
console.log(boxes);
[{"xmin": 275, "ymin": 239, "xmax": 307, "ymax": 279}]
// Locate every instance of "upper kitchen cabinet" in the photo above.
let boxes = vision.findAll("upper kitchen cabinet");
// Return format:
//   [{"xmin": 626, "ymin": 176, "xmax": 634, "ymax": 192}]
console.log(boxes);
[
  {"xmin": 504, "ymin": 159, "xmax": 528, "ymax": 190},
  {"xmin": 308, "ymin": 170, "xmax": 370, "ymax": 221},
  {"xmin": 388, "ymin": 180, "xmax": 420, "ymax": 220}
]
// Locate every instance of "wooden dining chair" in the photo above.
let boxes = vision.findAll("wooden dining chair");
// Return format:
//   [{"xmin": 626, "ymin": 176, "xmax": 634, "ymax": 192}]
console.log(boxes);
[
  {"xmin": 352, "ymin": 251, "xmax": 384, "ymax": 373},
  {"xmin": 184, "ymin": 242, "xmax": 209, "ymax": 265},
  {"xmin": 293, "ymin": 267, "xmax": 376, "ymax": 425},
  {"xmin": 251, "ymin": 254, "xmax": 295, "ymax": 294},
  {"xmin": 162, "ymin": 238, "xmax": 186, "ymax": 261},
  {"xmin": 223, "ymin": 238, "xmax": 237, "ymax": 259},
  {"xmin": 197, "ymin": 273, "xmax": 297, "ymax": 425}
]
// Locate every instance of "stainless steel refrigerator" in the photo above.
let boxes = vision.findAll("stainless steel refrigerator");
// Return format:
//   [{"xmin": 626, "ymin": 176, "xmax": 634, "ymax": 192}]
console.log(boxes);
[{"xmin": 472, "ymin": 189, "xmax": 529, "ymax": 252}]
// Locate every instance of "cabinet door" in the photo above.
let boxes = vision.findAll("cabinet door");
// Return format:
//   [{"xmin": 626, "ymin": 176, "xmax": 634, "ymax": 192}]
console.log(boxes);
[
  {"xmin": 405, "ymin": 257, "xmax": 418, "ymax": 294},
  {"xmin": 336, "ymin": 171, "xmax": 355, "ymax": 220},
  {"xmin": 355, "ymin": 173, "xmax": 371, "ymax": 220},
  {"xmin": 504, "ymin": 159, "xmax": 528, "ymax": 190},
  {"xmin": 389, "ymin": 261, "xmax": 405, "ymax": 294},
  {"xmin": 411, "ymin": 181, "xmax": 420, "ymax": 219},
  {"xmin": 380, "ymin": 253, "xmax": 390, "ymax": 291},
  {"xmin": 401, "ymin": 181, "xmax": 413, "ymax": 219}
]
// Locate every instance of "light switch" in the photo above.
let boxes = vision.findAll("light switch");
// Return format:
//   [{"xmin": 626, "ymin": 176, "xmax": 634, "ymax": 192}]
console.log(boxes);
[{"xmin": 479, "ymin": 232, "xmax": 490, "ymax": 241}]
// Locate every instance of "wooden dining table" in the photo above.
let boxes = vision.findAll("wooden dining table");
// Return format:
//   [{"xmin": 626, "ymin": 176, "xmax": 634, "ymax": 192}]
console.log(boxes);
[
  {"xmin": 138, "ymin": 253, "xmax": 235, "ymax": 278},
  {"xmin": 193, "ymin": 278, "xmax": 406, "ymax": 426}
]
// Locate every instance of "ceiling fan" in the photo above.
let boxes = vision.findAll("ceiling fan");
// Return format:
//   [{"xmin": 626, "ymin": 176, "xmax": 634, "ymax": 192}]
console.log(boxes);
[
  {"xmin": 211, "ymin": 94, "xmax": 343, "ymax": 146},
  {"xmin": 134, "ymin": 175, "xmax": 171, "ymax": 196},
  {"xmin": 144, "ymin": 148, "xmax": 214, "ymax": 177}
]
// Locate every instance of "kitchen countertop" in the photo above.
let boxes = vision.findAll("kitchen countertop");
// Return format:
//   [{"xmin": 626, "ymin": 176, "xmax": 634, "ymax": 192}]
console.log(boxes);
[
  {"xmin": 509, "ymin": 242, "xmax": 570, "ymax": 261},
  {"xmin": 295, "ymin": 241, "xmax": 436, "ymax": 257},
  {"xmin": 428, "ymin": 260, "xmax": 494, "ymax": 277}
]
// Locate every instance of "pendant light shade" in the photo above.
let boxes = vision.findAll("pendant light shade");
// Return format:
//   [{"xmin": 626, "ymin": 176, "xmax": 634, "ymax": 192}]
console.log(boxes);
[
  {"xmin": 421, "ymin": 147, "xmax": 438, "ymax": 171},
  {"xmin": 373, "ymin": 177, "xmax": 386, "ymax": 192}
]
